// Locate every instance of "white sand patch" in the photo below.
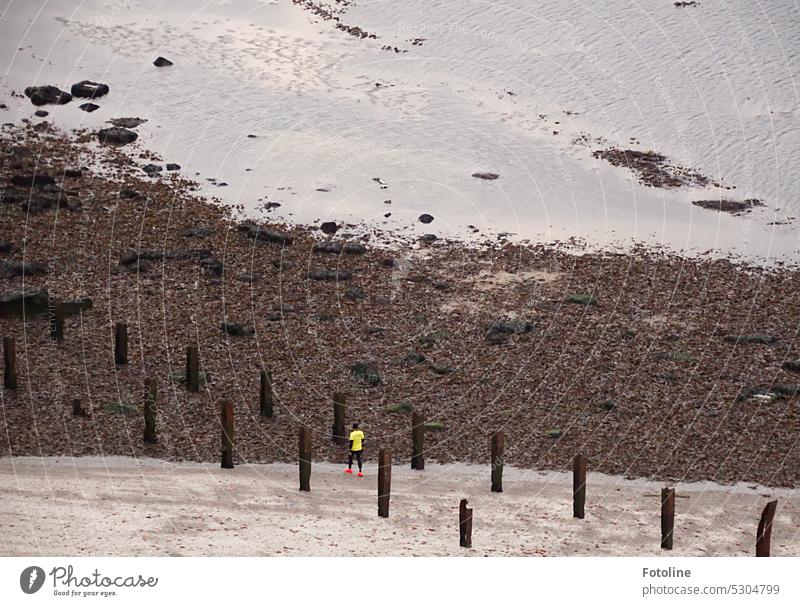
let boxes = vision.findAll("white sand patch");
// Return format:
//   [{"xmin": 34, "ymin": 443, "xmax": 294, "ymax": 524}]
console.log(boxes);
[{"xmin": 1, "ymin": 457, "xmax": 797, "ymax": 556}]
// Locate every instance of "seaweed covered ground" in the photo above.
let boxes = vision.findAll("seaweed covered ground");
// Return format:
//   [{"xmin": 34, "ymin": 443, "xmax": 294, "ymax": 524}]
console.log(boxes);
[{"xmin": 2, "ymin": 123, "xmax": 800, "ymax": 487}]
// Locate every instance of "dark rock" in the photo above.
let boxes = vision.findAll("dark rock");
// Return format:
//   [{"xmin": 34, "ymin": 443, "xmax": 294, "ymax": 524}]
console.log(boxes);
[
  {"xmin": 692, "ymin": 198, "xmax": 764, "ymax": 215},
  {"xmin": 344, "ymin": 286, "xmax": 366, "ymax": 301},
  {"xmin": 403, "ymin": 351, "xmax": 426, "ymax": 365},
  {"xmin": 418, "ymin": 213, "xmax": 434, "ymax": 224},
  {"xmin": 119, "ymin": 188, "xmax": 140, "ymax": 199},
  {"xmin": 308, "ymin": 268, "xmax": 352, "ymax": 281},
  {"xmin": 180, "ymin": 226, "xmax": 214, "ymax": 238},
  {"xmin": 313, "ymin": 241, "xmax": 367, "ymax": 255},
  {"xmin": 24, "ymin": 195, "xmax": 57, "ymax": 214},
  {"xmin": 221, "ymin": 322, "xmax": 253, "ymax": 337},
  {"xmin": 70, "ymin": 80, "xmax": 109, "ymax": 99},
  {"xmin": 472, "ymin": 172, "xmax": 500, "ymax": 180},
  {"xmin": 166, "ymin": 163, "xmax": 181, "ymax": 171},
  {"xmin": 64, "ymin": 167, "xmax": 83, "ymax": 178},
  {"xmin": 97, "ymin": 127, "xmax": 138, "ymax": 145},
  {"xmin": 419, "ymin": 234, "xmax": 437, "ymax": 244},
  {"xmin": 723, "ymin": 334, "xmax": 777, "ymax": 345},
  {"xmin": 350, "ymin": 361, "xmax": 382, "ymax": 387},
  {"xmin": 64, "ymin": 197, "xmax": 82, "ymax": 212},
  {"xmin": 108, "ymin": 117, "xmax": 147, "ymax": 128},
  {"xmin": 142, "ymin": 164, "xmax": 162, "ymax": 175},
  {"xmin": 486, "ymin": 319, "xmax": 533, "ymax": 344},
  {"xmin": 79, "ymin": 103, "xmax": 100, "ymax": 112},
  {"xmin": 239, "ymin": 223, "xmax": 294, "ymax": 246},
  {"xmin": 119, "ymin": 250, "xmax": 165, "ymax": 266},
  {"xmin": 153, "ymin": 56, "xmax": 174, "ymax": 67},
  {"xmin": 0, "ymin": 288, "xmax": 49, "ymax": 317},
  {"xmin": 10, "ymin": 174, "xmax": 55, "ymax": 188},
  {"xmin": 2, "ymin": 260, "xmax": 47, "ymax": 277},
  {"xmin": 34, "ymin": 110, "xmax": 49, "ymax": 118},
  {"xmin": 431, "ymin": 364, "xmax": 455, "ymax": 375},
  {"xmin": 24, "ymin": 85, "xmax": 72, "ymax": 106},
  {"xmin": 320, "ymin": 221, "xmax": 338, "ymax": 235},
  {"xmin": 265, "ymin": 312, "xmax": 283, "ymax": 322},
  {"xmin": 199, "ymin": 257, "xmax": 224, "ymax": 276},
  {"xmin": 236, "ymin": 272, "xmax": 261, "ymax": 283},
  {"xmin": 59, "ymin": 297, "xmax": 93, "ymax": 315},
  {"xmin": 0, "ymin": 241, "xmax": 12, "ymax": 254},
  {"xmin": 272, "ymin": 258, "xmax": 298, "ymax": 270}
]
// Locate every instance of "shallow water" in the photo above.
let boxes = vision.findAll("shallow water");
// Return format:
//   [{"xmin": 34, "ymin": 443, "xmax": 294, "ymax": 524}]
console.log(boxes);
[{"xmin": 1, "ymin": 0, "xmax": 799, "ymax": 263}]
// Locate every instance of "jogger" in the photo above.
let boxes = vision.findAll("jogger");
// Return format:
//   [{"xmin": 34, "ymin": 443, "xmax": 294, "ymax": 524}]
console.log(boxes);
[{"xmin": 345, "ymin": 423, "xmax": 365, "ymax": 477}]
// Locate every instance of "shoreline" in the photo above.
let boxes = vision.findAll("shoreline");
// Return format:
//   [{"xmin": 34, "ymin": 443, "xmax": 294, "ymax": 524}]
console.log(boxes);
[{"xmin": 2, "ymin": 122, "xmax": 800, "ymax": 488}]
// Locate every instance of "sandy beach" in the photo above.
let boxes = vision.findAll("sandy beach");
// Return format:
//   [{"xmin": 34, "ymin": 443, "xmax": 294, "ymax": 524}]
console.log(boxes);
[{"xmin": 1, "ymin": 456, "xmax": 798, "ymax": 556}]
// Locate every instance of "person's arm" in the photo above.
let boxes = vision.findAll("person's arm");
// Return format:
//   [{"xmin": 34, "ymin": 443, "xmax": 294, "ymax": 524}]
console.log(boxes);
[{"xmin": 349, "ymin": 439, "xmax": 353, "ymax": 450}]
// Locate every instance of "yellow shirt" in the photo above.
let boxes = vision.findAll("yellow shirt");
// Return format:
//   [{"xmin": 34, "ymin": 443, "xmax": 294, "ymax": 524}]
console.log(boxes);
[{"xmin": 349, "ymin": 429, "xmax": 365, "ymax": 451}]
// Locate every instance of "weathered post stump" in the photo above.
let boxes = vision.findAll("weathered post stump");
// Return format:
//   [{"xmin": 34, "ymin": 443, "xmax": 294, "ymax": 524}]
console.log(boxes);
[
  {"xmin": 3, "ymin": 337, "xmax": 17, "ymax": 390},
  {"xmin": 573, "ymin": 454, "xmax": 587, "ymax": 519},
  {"xmin": 186, "ymin": 346, "xmax": 200, "ymax": 392},
  {"xmin": 333, "ymin": 392, "xmax": 346, "ymax": 445},
  {"xmin": 661, "ymin": 486, "xmax": 675, "ymax": 550},
  {"xmin": 114, "ymin": 322, "xmax": 128, "ymax": 365},
  {"xmin": 143, "ymin": 378, "xmax": 158, "ymax": 444},
  {"xmin": 259, "ymin": 370, "xmax": 273, "ymax": 417},
  {"xmin": 491, "ymin": 431, "xmax": 505, "ymax": 493},
  {"xmin": 220, "ymin": 401, "xmax": 234, "ymax": 469},
  {"xmin": 51, "ymin": 302, "xmax": 64, "ymax": 342},
  {"xmin": 411, "ymin": 411, "xmax": 425, "ymax": 470},
  {"xmin": 299, "ymin": 426, "xmax": 311, "ymax": 491},
  {"xmin": 459, "ymin": 499, "xmax": 473, "ymax": 548},
  {"xmin": 756, "ymin": 500, "xmax": 778, "ymax": 557},
  {"xmin": 378, "ymin": 449, "xmax": 392, "ymax": 518}
]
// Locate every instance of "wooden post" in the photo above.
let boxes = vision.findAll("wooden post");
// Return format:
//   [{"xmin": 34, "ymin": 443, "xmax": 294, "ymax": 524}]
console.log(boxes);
[
  {"xmin": 143, "ymin": 378, "xmax": 158, "ymax": 444},
  {"xmin": 51, "ymin": 302, "xmax": 64, "ymax": 342},
  {"xmin": 114, "ymin": 322, "xmax": 128, "ymax": 365},
  {"xmin": 573, "ymin": 454, "xmax": 587, "ymax": 519},
  {"xmin": 299, "ymin": 426, "xmax": 311, "ymax": 491},
  {"xmin": 411, "ymin": 411, "xmax": 424, "ymax": 470},
  {"xmin": 3, "ymin": 337, "xmax": 17, "ymax": 390},
  {"xmin": 186, "ymin": 346, "xmax": 199, "ymax": 392},
  {"xmin": 661, "ymin": 486, "xmax": 675, "ymax": 550},
  {"xmin": 459, "ymin": 499, "xmax": 473, "ymax": 548},
  {"xmin": 491, "ymin": 431, "xmax": 505, "ymax": 492},
  {"xmin": 333, "ymin": 392, "xmax": 346, "ymax": 445},
  {"xmin": 221, "ymin": 401, "xmax": 234, "ymax": 469},
  {"xmin": 378, "ymin": 449, "xmax": 392, "ymax": 518},
  {"xmin": 259, "ymin": 370, "xmax": 273, "ymax": 417},
  {"xmin": 756, "ymin": 500, "xmax": 778, "ymax": 557}
]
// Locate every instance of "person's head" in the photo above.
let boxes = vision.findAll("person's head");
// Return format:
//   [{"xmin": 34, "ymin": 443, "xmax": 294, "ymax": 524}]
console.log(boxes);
[{"xmin": 352, "ymin": 423, "xmax": 359, "ymax": 430}]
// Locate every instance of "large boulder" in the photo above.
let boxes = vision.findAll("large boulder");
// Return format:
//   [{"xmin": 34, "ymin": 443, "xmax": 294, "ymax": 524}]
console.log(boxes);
[
  {"xmin": 24, "ymin": 85, "xmax": 72, "ymax": 106},
  {"xmin": 97, "ymin": 127, "xmax": 138, "ymax": 146},
  {"xmin": 313, "ymin": 241, "xmax": 366, "ymax": 255},
  {"xmin": 70, "ymin": 80, "xmax": 109, "ymax": 99},
  {"xmin": 308, "ymin": 268, "xmax": 352, "ymax": 281},
  {"xmin": 350, "ymin": 361, "xmax": 382, "ymax": 387},
  {"xmin": 0, "ymin": 288, "xmax": 49, "ymax": 317},
  {"xmin": 239, "ymin": 223, "xmax": 293, "ymax": 246},
  {"xmin": 10, "ymin": 174, "xmax": 55, "ymax": 188},
  {"xmin": 153, "ymin": 56, "xmax": 173, "ymax": 67}
]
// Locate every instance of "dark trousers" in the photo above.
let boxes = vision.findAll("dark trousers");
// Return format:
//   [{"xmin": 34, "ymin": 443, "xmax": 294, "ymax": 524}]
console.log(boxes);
[{"xmin": 348, "ymin": 450, "xmax": 363, "ymax": 470}]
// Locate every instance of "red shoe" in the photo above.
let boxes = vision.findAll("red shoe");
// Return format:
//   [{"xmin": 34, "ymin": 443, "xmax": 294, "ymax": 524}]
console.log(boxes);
[
  {"xmin": 344, "ymin": 468, "xmax": 353, "ymax": 474},
  {"xmin": 357, "ymin": 472, "xmax": 364, "ymax": 477}
]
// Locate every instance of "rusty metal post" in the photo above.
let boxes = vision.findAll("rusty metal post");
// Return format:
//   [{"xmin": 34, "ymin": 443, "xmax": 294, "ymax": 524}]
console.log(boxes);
[
  {"xmin": 459, "ymin": 499, "xmax": 473, "ymax": 548},
  {"xmin": 333, "ymin": 392, "xmax": 346, "ymax": 445},
  {"xmin": 3, "ymin": 337, "xmax": 17, "ymax": 390},
  {"xmin": 144, "ymin": 378, "xmax": 157, "ymax": 444},
  {"xmin": 221, "ymin": 401, "xmax": 234, "ymax": 469},
  {"xmin": 411, "ymin": 411, "xmax": 424, "ymax": 470},
  {"xmin": 299, "ymin": 426, "xmax": 311, "ymax": 491},
  {"xmin": 186, "ymin": 346, "xmax": 199, "ymax": 392},
  {"xmin": 756, "ymin": 500, "xmax": 778, "ymax": 557},
  {"xmin": 661, "ymin": 486, "xmax": 675, "ymax": 550},
  {"xmin": 114, "ymin": 322, "xmax": 128, "ymax": 365},
  {"xmin": 491, "ymin": 432, "xmax": 505, "ymax": 493},
  {"xmin": 378, "ymin": 449, "xmax": 392, "ymax": 518},
  {"xmin": 260, "ymin": 370, "xmax": 273, "ymax": 417},
  {"xmin": 573, "ymin": 454, "xmax": 587, "ymax": 519}
]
